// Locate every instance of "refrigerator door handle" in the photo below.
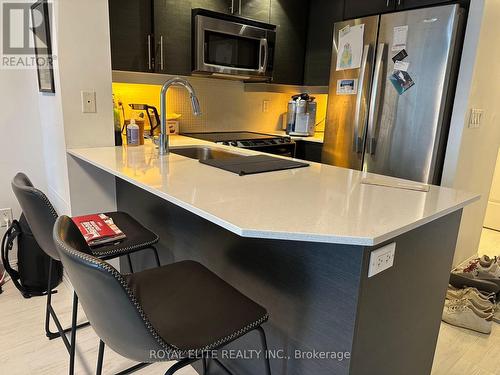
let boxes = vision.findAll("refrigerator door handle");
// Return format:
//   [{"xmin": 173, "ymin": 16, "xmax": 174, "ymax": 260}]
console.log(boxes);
[
  {"xmin": 367, "ymin": 43, "xmax": 385, "ymax": 155},
  {"xmin": 353, "ymin": 44, "xmax": 371, "ymax": 153}
]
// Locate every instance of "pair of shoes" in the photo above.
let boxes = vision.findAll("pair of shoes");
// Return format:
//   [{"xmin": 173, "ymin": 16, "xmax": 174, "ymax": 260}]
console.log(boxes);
[
  {"xmin": 457, "ymin": 256, "xmax": 500, "ymax": 290},
  {"xmin": 442, "ymin": 298, "xmax": 493, "ymax": 334},
  {"xmin": 447, "ymin": 285, "xmax": 496, "ymax": 309}
]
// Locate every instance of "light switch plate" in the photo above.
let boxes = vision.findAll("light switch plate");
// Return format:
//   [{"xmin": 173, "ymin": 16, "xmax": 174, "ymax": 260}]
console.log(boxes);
[
  {"xmin": 81, "ymin": 91, "xmax": 97, "ymax": 113},
  {"xmin": 368, "ymin": 242, "xmax": 396, "ymax": 278},
  {"xmin": 468, "ymin": 108, "xmax": 484, "ymax": 129}
]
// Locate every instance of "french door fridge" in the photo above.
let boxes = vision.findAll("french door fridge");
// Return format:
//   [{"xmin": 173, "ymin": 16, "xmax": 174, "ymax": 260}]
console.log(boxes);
[{"xmin": 322, "ymin": 5, "xmax": 462, "ymax": 184}]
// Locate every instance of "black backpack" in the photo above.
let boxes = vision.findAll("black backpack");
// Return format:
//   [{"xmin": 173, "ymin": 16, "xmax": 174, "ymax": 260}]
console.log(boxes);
[{"xmin": 1, "ymin": 214, "xmax": 62, "ymax": 298}]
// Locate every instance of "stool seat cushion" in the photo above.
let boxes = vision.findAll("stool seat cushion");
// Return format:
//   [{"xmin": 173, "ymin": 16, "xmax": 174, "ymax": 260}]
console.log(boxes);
[
  {"xmin": 125, "ymin": 260, "xmax": 268, "ymax": 351},
  {"xmin": 90, "ymin": 212, "xmax": 159, "ymax": 259}
]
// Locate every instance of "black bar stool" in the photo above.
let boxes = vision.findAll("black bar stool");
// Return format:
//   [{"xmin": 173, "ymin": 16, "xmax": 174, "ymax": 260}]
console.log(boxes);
[
  {"xmin": 53, "ymin": 215, "xmax": 272, "ymax": 375},
  {"xmin": 12, "ymin": 173, "xmax": 161, "ymax": 374}
]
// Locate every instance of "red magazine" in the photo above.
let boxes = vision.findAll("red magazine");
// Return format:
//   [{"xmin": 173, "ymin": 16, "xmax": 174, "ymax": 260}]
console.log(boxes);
[{"xmin": 72, "ymin": 214, "xmax": 126, "ymax": 247}]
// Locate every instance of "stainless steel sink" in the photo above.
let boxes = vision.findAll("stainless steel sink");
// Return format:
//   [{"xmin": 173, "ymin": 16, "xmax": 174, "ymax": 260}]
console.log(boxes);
[{"xmin": 170, "ymin": 146, "xmax": 243, "ymax": 160}]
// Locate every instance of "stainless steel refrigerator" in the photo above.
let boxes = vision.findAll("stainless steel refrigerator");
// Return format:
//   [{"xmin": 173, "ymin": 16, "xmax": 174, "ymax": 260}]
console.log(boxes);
[{"xmin": 322, "ymin": 5, "xmax": 463, "ymax": 184}]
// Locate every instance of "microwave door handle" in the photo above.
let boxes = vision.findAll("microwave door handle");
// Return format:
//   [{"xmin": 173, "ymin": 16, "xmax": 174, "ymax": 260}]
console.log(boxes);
[
  {"xmin": 367, "ymin": 43, "xmax": 385, "ymax": 155},
  {"xmin": 353, "ymin": 44, "xmax": 370, "ymax": 153},
  {"xmin": 259, "ymin": 38, "xmax": 268, "ymax": 73}
]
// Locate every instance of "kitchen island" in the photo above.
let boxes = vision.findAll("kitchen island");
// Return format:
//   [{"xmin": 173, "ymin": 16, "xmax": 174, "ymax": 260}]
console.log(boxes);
[{"xmin": 68, "ymin": 136, "xmax": 478, "ymax": 375}]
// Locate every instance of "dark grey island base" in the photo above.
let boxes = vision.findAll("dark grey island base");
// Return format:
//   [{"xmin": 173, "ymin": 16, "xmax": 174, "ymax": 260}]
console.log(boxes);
[{"xmin": 117, "ymin": 178, "xmax": 462, "ymax": 375}]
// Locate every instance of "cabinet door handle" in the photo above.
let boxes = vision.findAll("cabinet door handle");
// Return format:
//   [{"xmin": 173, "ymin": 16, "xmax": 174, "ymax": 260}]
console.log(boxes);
[
  {"xmin": 147, "ymin": 34, "xmax": 152, "ymax": 71},
  {"xmin": 387, "ymin": 0, "xmax": 390, "ymax": 6},
  {"xmin": 160, "ymin": 35, "xmax": 164, "ymax": 71},
  {"xmin": 398, "ymin": 0, "xmax": 402, "ymax": 5}
]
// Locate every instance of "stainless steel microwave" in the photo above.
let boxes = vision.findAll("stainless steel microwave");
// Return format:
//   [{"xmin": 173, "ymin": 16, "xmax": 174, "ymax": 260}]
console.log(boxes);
[{"xmin": 192, "ymin": 9, "xmax": 276, "ymax": 81}]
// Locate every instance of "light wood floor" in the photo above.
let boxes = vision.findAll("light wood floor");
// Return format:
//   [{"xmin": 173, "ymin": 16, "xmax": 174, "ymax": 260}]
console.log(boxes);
[
  {"xmin": 0, "ymin": 279, "xmax": 197, "ymax": 375},
  {"xmin": 2, "ymin": 228, "xmax": 500, "ymax": 375},
  {"xmin": 431, "ymin": 228, "xmax": 500, "ymax": 375}
]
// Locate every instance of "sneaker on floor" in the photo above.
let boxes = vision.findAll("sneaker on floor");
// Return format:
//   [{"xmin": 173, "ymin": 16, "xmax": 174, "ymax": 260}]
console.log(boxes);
[
  {"xmin": 477, "ymin": 255, "xmax": 500, "ymax": 278},
  {"xmin": 442, "ymin": 299, "xmax": 493, "ymax": 334},
  {"xmin": 446, "ymin": 288, "xmax": 495, "ymax": 311}
]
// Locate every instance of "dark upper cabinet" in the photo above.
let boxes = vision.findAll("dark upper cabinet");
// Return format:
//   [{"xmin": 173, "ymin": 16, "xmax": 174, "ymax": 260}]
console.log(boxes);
[
  {"xmin": 344, "ymin": 0, "xmax": 395, "ymax": 19},
  {"xmin": 239, "ymin": 0, "xmax": 271, "ymax": 22},
  {"xmin": 270, "ymin": 0, "xmax": 308, "ymax": 85},
  {"xmin": 303, "ymin": 0, "xmax": 344, "ymax": 86},
  {"xmin": 109, "ymin": 0, "xmax": 309, "ymax": 85},
  {"xmin": 108, "ymin": 0, "xmax": 153, "ymax": 72},
  {"xmin": 396, "ymin": 0, "xmax": 453, "ymax": 9},
  {"xmin": 153, "ymin": 0, "xmax": 191, "ymax": 75}
]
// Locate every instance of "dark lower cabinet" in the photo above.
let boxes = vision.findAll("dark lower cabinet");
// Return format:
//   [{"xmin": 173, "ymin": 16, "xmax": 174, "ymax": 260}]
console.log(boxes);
[
  {"xmin": 295, "ymin": 140, "xmax": 323, "ymax": 163},
  {"xmin": 108, "ymin": 0, "xmax": 153, "ymax": 72}
]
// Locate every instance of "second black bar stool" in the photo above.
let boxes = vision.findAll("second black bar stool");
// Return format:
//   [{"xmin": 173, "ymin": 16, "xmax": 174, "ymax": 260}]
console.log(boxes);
[
  {"xmin": 54, "ymin": 215, "xmax": 272, "ymax": 375},
  {"xmin": 11, "ymin": 172, "xmax": 161, "ymax": 374}
]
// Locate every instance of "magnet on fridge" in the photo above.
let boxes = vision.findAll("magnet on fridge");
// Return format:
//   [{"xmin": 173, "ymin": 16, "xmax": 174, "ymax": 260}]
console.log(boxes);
[
  {"xmin": 392, "ymin": 49, "xmax": 408, "ymax": 63},
  {"xmin": 389, "ymin": 70, "xmax": 415, "ymax": 95},
  {"xmin": 336, "ymin": 79, "xmax": 358, "ymax": 95},
  {"xmin": 392, "ymin": 25, "xmax": 409, "ymax": 52}
]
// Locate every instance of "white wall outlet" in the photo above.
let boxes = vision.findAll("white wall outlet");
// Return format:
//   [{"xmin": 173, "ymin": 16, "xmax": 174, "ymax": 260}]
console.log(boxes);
[
  {"xmin": 81, "ymin": 90, "xmax": 97, "ymax": 113},
  {"xmin": 468, "ymin": 108, "xmax": 484, "ymax": 129},
  {"xmin": 0, "ymin": 208, "xmax": 13, "ymax": 228},
  {"xmin": 262, "ymin": 100, "xmax": 270, "ymax": 113},
  {"xmin": 368, "ymin": 242, "xmax": 396, "ymax": 278}
]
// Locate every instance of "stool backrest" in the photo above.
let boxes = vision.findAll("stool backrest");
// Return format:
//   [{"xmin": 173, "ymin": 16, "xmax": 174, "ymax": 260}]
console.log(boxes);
[
  {"xmin": 53, "ymin": 215, "xmax": 168, "ymax": 362},
  {"xmin": 11, "ymin": 173, "xmax": 59, "ymax": 260}
]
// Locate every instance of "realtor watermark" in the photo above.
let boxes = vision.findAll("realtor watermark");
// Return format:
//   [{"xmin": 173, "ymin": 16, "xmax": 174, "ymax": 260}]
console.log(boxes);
[
  {"xmin": 1, "ymin": 0, "xmax": 56, "ymax": 69},
  {"xmin": 149, "ymin": 349, "xmax": 351, "ymax": 362}
]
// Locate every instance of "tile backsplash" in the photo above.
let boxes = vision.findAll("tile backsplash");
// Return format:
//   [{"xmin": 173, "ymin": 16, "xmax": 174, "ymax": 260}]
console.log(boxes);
[{"xmin": 113, "ymin": 77, "xmax": 327, "ymax": 134}]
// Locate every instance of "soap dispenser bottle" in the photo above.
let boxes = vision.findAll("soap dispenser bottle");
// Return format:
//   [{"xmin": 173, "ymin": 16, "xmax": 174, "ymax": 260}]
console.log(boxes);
[{"xmin": 126, "ymin": 119, "xmax": 140, "ymax": 146}]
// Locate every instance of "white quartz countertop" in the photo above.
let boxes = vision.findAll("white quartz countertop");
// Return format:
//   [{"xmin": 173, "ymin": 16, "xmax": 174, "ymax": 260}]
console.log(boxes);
[{"xmin": 68, "ymin": 136, "xmax": 478, "ymax": 246}]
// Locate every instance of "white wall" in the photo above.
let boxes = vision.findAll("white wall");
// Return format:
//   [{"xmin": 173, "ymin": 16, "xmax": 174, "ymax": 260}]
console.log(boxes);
[
  {"xmin": 37, "ymin": 0, "xmax": 117, "ymax": 218},
  {"xmin": 484, "ymin": 150, "xmax": 500, "ymax": 230},
  {"xmin": 0, "ymin": 68, "xmax": 48, "ymax": 236},
  {"xmin": 442, "ymin": 0, "xmax": 500, "ymax": 265}
]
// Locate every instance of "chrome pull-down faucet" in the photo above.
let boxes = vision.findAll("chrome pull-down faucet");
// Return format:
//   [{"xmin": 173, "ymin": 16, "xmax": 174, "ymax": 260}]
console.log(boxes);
[{"xmin": 159, "ymin": 77, "xmax": 201, "ymax": 155}]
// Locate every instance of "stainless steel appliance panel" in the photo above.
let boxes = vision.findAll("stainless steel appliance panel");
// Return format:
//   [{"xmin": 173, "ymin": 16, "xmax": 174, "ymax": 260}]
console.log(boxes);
[
  {"xmin": 322, "ymin": 16, "xmax": 380, "ymax": 170},
  {"xmin": 193, "ymin": 13, "xmax": 276, "ymax": 81},
  {"xmin": 363, "ymin": 5, "xmax": 460, "ymax": 183}
]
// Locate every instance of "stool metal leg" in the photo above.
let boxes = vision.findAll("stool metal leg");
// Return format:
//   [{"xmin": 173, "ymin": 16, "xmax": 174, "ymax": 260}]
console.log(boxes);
[
  {"xmin": 202, "ymin": 357, "xmax": 208, "ymax": 375},
  {"xmin": 45, "ymin": 259, "xmax": 90, "ymax": 343},
  {"xmin": 256, "ymin": 326, "xmax": 272, "ymax": 375},
  {"xmin": 69, "ymin": 292, "xmax": 78, "ymax": 375},
  {"xmin": 96, "ymin": 340, "xmax": 105, "ymax": 375},
  {"xmin": 127, "ymin": 254, "xmax": 134, "ymax": 273},
  {"xmin": 151, "ymin": 246, "xmax": 161, "ymax": 267},
  {"xmin": 164, "ymin": 358, "xmax": 198, "ymax": 375}
]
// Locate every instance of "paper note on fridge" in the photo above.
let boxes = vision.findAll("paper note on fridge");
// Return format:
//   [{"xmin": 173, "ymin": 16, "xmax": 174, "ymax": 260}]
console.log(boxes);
[
  {"xmin": 393, "ymin": 61, "xmax": 410, "ymax": 71},
  {"xmin": 336, "ymin": 79, "xmax": 358, "ymax": 95},
  {"xmin": 392, "ymin": 25, "xmax": 408, "ymax": 51},
  {"xmin": 336, "ymin": 24, "xmax": 365, "ymax": 71}
]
